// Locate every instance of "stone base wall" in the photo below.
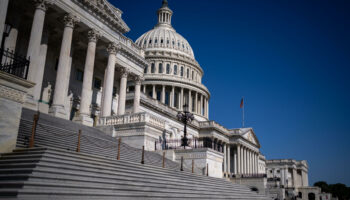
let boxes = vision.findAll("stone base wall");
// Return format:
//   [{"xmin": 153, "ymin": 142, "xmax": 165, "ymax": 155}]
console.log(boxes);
[
  {"xmin": 230, "ymin": 177, "xmax": 267, "ymax": 195},
  {"xmin": 0, "ymin": 71, "xmax": 34, "ymax": 153},
  {"xmin": 174, "ymin": 148, "xmax": 224, "ymax": 178}
]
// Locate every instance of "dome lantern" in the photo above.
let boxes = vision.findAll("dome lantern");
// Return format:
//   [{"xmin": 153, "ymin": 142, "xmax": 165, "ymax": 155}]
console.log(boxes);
[{"xmin": 157, "ymin": 0, "xmax": 173, "ymax": 27}]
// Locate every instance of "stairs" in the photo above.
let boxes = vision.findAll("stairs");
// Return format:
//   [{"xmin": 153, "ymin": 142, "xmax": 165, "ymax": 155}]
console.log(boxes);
[
  {"xmin": 17, "ymin": 109, "xmax": 198, "ymax": 173},
  {"xmin": 0, "ymin": 147, "xmax": 270, "ymax": 199},
  {"xmin": 0, "ymin": 108, "xmax": 271, "ymax": 199}
]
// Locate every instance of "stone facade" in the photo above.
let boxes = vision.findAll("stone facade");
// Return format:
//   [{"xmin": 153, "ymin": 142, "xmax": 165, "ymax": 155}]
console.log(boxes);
[{"xmin": 0, "ymin": 71, "xmax": 34, "ymax": 153}]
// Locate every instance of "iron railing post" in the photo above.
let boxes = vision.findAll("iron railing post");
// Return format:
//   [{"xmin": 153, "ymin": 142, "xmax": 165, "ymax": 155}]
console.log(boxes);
[
  {"xmin": 76, "ymin": 130, "xmax": 81, "ymax": 152},
  {"xmin": 180, "ymin": 156, "xmax": 184, "ymax": 171},
  {"xmin": 162, "ymin": 152, "xmax": 165, "ymax": 168},
  {"xmin": 141, "ymin": 146, "xmax": 145, "ymax": 164},
  {"xmin": 117, "ymin": 137, "xmax": 121, "ymax": 160},
  {"xmin": 29, "ymin": 112, "xmax": 40, "ymax": 148}
]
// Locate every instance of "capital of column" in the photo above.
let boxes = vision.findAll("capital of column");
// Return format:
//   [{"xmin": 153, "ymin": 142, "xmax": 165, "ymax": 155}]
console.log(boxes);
[
  {"xmin": 107, "ymin": 42, "xmax": 121, "ymax": 55},
  {"xmin": 120, "ymin": 67, "xmax": 129, "ymax": 78},
  {"xmin": 63, "ymin": 13, "xmax": 80, "ymax": 28},
  {"xmin": 34, "ymin": 0, "xmax": 53, "ymax": 11},
  {"xmin": 134, "ymin": 75, "xmax": 143, "ymax": 85},
  {"xmin": 87, "ymin": 29, "xmax": 101, "ymax": 43}
]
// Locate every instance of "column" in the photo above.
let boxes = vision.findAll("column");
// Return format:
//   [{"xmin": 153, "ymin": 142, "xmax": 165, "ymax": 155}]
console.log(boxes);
[
  {"xmin": 170, "ymin": 86, "xmax": 175, "ymax": 107},
  {"xmin": 161, "ymin": 85, "xmax": 165, "ymax": 103},
  {"xmin": 76, "ymin": 29, "xmax": 100, "ymax": 124},
  {"xmin": 152, "ymin": 85, "xmax": 156, "ymax": 99},
  {"xmin": 118, "ymin": 68, "xmax": 128, "ymax": 115},
  {"xmin": 180, "ymin": 87, "xmax": 184, "ymax": 110},
  {"xmin": 227, "ymin": 145, "xmax": 231, "ymax": 176},
  {"xmin": 142, "ymin": 84, "xmax": 146, "ymax": 93},
  {"xmin": 26, "ymin": 0, "xmax": 52, "ymax": 105},
  {"xmin": 247, "ymin": 150, "xmax": 250, "ymax": 174},
  {"xmin": 100, "ymin": 43, "xmax": 118, "ymax": 117},
  {"xmin": 3, "ymin": 16, "xmax": 20, "ymax": 53},
  {"xmin": 281, "ymin": 168, "xmax": 285, "ymax": 186},
  {"xmin": 0, "ymin": 0, "xmax": 9, "ymax": 46},
  {"xmin": 234, "ymin": 147, "xmax": 237, "ymax": 174},
  {"xmin": 133, "ymin": 76, "xmax": 142, "ymax": 113},
  {"xmin": 194, "ymin": 92, "xmax": 198, "ymax": 114},
  {"xmin": 200, "ymin": 94, "xmax": 203, "ymax": 115},
  {"xmin": 237, "ymin": 145, "xmax": 241, "ymax": 174},
  {"xmin": 188, "ymin": 90, "xmax": 192, "ymax": 112},
  {"xmin": 206, "ymin": 99, "xmax": 209, "ymax": 118},
  {"xmin": 223, "ymin": 143, "xmax": 227, "ymax": 175},
  {"xmin": 244, "ymin": 148, "xmax": 247, "ymax": 174},
  {"xmin": 50, "ymin": 14, "xmax": 79, "ymax": 118}
]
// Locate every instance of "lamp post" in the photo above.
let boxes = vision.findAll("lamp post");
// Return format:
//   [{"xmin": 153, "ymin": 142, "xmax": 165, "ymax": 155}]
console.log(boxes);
[{"xmin": 177, "ymin": 104, "xmax": 194, "ymax": 149}]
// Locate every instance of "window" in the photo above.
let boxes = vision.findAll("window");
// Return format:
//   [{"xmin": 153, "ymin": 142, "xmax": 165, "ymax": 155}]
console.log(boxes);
[
  {"xmin": 178, "ymin": 42, "xmax": 180, "ymax": 47},
  {"xmin": 161, "ymin": 39, "xmax": 163, "ymax": 44},
  {"xmin": 277, "ymin": 170, "xmax": 280, "ymax": 173},
  {"xmin": 76, "ymin": 69, "xmax": 84, "ymax": 82},
  {"xmin": 167, "ymin": 39, "xmax": 169, "ymax": 44},
  {"xmin": 192, "ymin": 71, "xmax": 194, "ymax": 80},
  {"xmin": 155, "ymin": 38, "xmax": 158, "ymax": 44},
  {"xmin": 172, "ymin": 41, "xmax": 175, "ymax": 46},
  {"xmin": 174, "ymin": 65, "xmax": 177, "ymax": 75},
  {"xmin": 159, "ymin": 63, "xmax": 163, "ymax": 73},
  {"xmin": 180, "ymin": 66, "xmax": 184, "ymax": 77},
  {"xmin": 94, "ymin": 78, "xmax": 101, "ymax": 89},
  {"xmin": 151, "ymin": 63, "xmax": 155, "ymax": 73},
  {"xmin": 149, "ymin": 39, "xmax": 152, "ymax": 44},
  {"xmin": 144, "ymin": 66, "xmax": 148, "ymax": 73},
  {"xmin": 144, "ymin": 40, "xmax": 147, "ymax": 44},
  {"xmin": 270, "ymin": 170, "xmax": 273, "ymax": 173},
  {"xmin": 156, "ymin": 91, "xmax": 161, "ymax": 101},
  {"xmin": 186, "ymin": 68, "xmax": 189, "ymax": 78},
  {"xmin": 166, "ymin": 64, "xmax": 170, "ymax": 74}
]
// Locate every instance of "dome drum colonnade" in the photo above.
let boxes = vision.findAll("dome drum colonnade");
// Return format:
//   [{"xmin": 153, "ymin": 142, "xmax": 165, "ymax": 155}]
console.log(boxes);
[
  {"xmin": 8, "ymin": 0, "xmax": 147, "ymax": 123},
  {"xmin": 135, "ymin": 0, "xmax": 210, "ymax": 119}
]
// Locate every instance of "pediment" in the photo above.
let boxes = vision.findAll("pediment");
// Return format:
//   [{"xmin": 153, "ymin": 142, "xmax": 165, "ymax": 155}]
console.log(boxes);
[{"xmin": 241, "ymin": 128, "xmax": 260, "ymax": 147}]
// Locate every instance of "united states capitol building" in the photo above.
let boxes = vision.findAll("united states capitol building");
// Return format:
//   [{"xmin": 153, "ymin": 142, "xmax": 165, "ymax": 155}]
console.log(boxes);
[{"xmin": 0, "ymin": 0, "xmax": 330, "ymax": 199}]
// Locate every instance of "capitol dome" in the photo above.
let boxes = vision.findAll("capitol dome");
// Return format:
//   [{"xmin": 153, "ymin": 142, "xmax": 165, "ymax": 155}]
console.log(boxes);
[
  {"xmin": 135, "ymin": 0, "xmax": 210, "ymax": 121},
  {"xmin": 135, "ymin": 1, "xmax": 195, "ymax": 59}
]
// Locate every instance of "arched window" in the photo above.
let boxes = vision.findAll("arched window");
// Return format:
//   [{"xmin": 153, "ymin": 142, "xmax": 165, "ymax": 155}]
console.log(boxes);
[
  {"xmin": 149, "ymin": 39, "xmax": 152, "ymax": 44},
  {"xmin": 144, "ymin": 40, "xmax": 147, "ymax": 44},
  {"xmin": 192, "ymin": 71, "xmax": 194, "ymax": 80},
  {"xmin": 174, "ymin": 65, "xmax": 178, "ymax": 75},
  {"xmin": 172, "ymin": 41, "xmax": 175, "ymax": 46},
  {"xmin": 159, "ymin": 63, "xmax": 163, "ymax": 73},
  {"xmin": 167, "ymin": 39, "xmax": 169, "ymax": 44},
  {"xmin": 161, "ymin": 39, "xmax": 163, "ymax": 44},
  {"xmin": 155, "ymin": 38, "xmax": 158, "ymax": 44},
  {"xmin": 151, "ymin": 63, "xmax": 155, "ymax": 73},
  {"xmin": 186, "ymin": 68, "xmax": 189, "ymax": 78},
  {"xmin": 144, "ymin": 66, "xmax": 148, "ymax": 73},
  {"xmin": 166, "ymin": 64, "xmax": 170, "ymax": 74},
  {"xmin": 180, "ymin": 66, "xmax": 184, "ymax": 77}
]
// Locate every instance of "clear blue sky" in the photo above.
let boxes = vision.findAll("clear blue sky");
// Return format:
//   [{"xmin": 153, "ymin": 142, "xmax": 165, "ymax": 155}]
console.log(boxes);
[{"xmin": 111, "ymin": 0, "xmax": 350, "ymax": 185}]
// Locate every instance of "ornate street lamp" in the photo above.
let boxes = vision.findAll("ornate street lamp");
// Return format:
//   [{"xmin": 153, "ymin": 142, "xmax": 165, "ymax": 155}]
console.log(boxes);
[{"xmin": 177, "ymin": 104, "xmax": 194, "ymax": 149}]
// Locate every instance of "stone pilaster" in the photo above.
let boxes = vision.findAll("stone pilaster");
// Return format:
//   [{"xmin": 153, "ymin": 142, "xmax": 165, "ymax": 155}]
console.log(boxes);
[
  {"xmin": 101, "ymin": 43, "xmax": 118, "ymax": 117},
  {"xmin": 152, "ymin": 85, "xmax": 156, "ymax": 99},
  {"xmin": 50, "ymin": 13, "xmax": 79, "ymax": 119},
  {"xmin": 170, "ymin": 86, "xmax": 174, "ymax": 107},
  {"xmin": 161, "ymin": 85, "xmax": 165, "ymax": 103},
  {"xmin": 117, "ymin": 67, "xmax": 128, "ymax": 115},
  {"xmin": 227, "ymin": 145, "xmax": 231, "ymax": 176}
]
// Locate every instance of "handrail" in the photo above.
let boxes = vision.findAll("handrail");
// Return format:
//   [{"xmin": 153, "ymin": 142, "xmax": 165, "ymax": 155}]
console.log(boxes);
[{"xmin": 0, "ymin": 48, "xmax": 30, "ymax": 79}]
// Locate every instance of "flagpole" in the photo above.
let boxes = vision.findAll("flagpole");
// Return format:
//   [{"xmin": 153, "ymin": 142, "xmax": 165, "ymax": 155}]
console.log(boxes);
[{"xmin": 242, "ymin": 97, "xmax": 245, "ymax": 128}]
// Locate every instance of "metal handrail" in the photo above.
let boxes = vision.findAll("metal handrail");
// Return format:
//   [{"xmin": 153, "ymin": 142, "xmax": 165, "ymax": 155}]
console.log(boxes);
[{"xmin": 0, "ymin": 48, "xmax": 30, "ymax": 79}]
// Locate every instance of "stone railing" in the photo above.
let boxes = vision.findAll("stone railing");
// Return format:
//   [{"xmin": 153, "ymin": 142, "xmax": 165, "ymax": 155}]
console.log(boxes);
[
  {"xmin": 199, "ymin": 121, "xmax": 228, "ymax": 134},
  {"xmin": 119, "ymin": 35, "xmax": 144, "ymax": 57},
  {"xmin": 98, "ymin": 112, "xmax": 165, "ymax": 130}
]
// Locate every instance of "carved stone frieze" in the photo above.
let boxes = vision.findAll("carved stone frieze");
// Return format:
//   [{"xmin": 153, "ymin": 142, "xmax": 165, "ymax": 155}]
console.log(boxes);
[{"xmin": 0, "ymin": 85, "xmax": 26, "ymax": 104}]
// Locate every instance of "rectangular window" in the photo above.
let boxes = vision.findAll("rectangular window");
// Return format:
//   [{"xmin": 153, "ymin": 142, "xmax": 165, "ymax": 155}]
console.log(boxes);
[
  {"xmin": 113, "ymin": 87, "xmax": 117, "ymax": 96},
  {"xmin": 94, "ymin": 77, "xmax": 101, "ymax": 89},
  {"xmin": 76, "ymin": 69, "xmax": 84, "ymax": 82}
]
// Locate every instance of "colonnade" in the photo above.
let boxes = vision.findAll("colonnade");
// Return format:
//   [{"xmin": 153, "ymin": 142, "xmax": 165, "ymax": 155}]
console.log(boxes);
[
  {"xmin": 142, "ymin": 84, "xmax": 209, "ymax": 117},
  {"xmin": 12, "ymin": 0, "xmax": 142, "ymax": 120},
  {"xmin": 223, "ymin": 144, "xmax": 260, "ymax": 176}
]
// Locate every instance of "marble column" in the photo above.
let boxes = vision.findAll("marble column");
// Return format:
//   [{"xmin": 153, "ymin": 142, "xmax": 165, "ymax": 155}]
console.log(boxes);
[
  {"xmin": 100, "ymin": 43, "xmax": 118, "ymax": 117},
  {"xmin": 152, "ymin": 85, "xmax": 156, "ymax": 99},
  {"xmin": 227, "ymin": 145, "xmax": 231, "ymax": 176},
  {"xmin": 180, "ymin": 88, "xmax": 184, "ymax": 110},
  {"xmin": 200, "ymin": 94, "xmax": 203, "ymax": 115},
  {"xmin": 223, "ymin": 143, "xmax": 227, "ymax": 175},
  {"xmin": 194, "ymin": 92, "xmax": 198, "ymax": 114},
  {"xmin": 188, "ymin": 90, "xmax": 192, "ymax": 112},
  {"xmin": 161, "ymin": 85, "xmax": 165, "ymax": 103},
  {"xmin": 26, "ymin": 0, "xmax": 52, "ymax": 108},
  {"xmin": 142, "ymin": 84, "xmax": 146, "ymax": 93},
  {"xmin": 244, "ymin": 148, "xmax": 247, "ymax": 174},
  {"xmin": 50, "ymin": 14, "xmax": 79, "ymax": 118},
  {"xmin": 133, "ymin": 76, "xmax": 142, "ymax": 113},
  {"xmin": 118, "ymin": 68, "xmax": 128, "ymax": 115},
  {"xmin": 75, "ymin": 29, "xmax": 100, "ymax": 125},
  {"xmin": 207, "ymin": 100, "xmax": 209, "ymax": 118},
  {"xmin": 237, "ymin": 145, "xmax": 241, "ymax": 174},
  {"xmin": 0, "ymin": 0, "xmax": 9, "ymax": 46},
  {"xmin": 234, "ymin": 147, "xmax": 237, "ymax": 174},
  {"xmin": 170, "ymin": 86, "xmax": 175, "ymax": 107}
]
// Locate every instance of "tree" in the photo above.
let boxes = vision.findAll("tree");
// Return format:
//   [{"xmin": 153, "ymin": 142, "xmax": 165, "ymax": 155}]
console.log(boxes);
[
  {"xmin": 314, "ymin": 182, "xmax": 350, "ymax": 200},
  {"xmin": 314, "ymin": 181, "xmax": 330, "ymax": 193}
]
